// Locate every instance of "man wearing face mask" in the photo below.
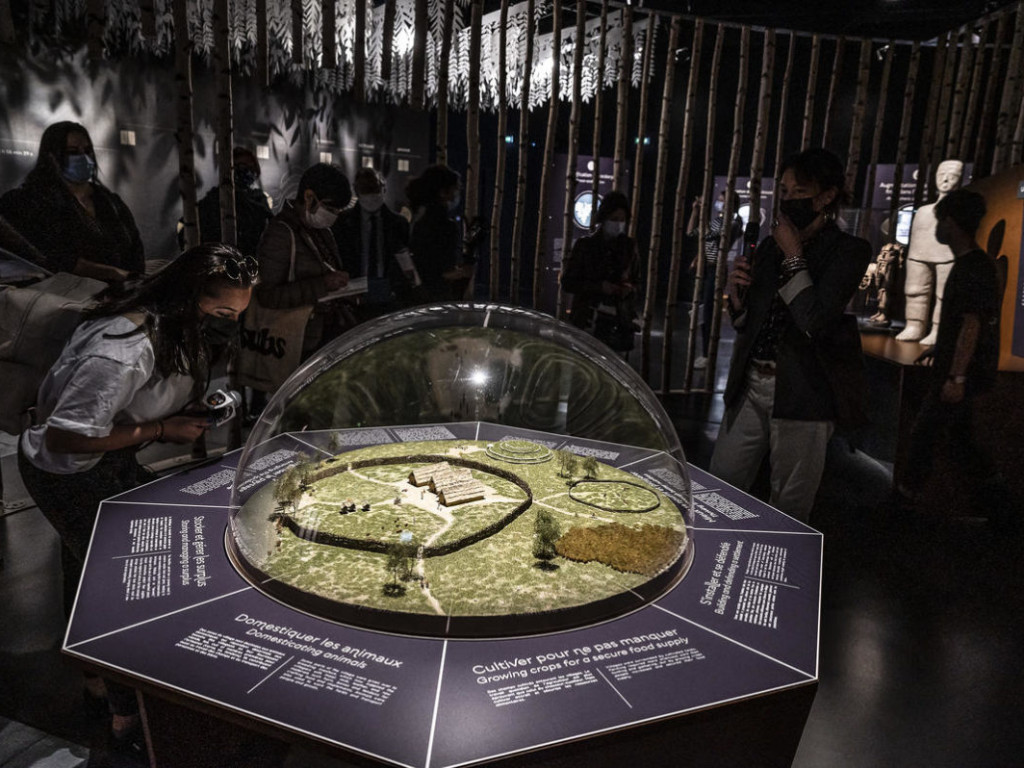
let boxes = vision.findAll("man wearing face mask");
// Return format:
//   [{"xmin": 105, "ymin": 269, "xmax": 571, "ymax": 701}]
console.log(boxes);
[
  {"xmin": 0, "ymin": 121, "xmax": 144, "ymax": 281},
  {"xmin": 187, "ymin": 147, "xmax": 273, "ymax": 258},
  {"xmin": 333, "ymin": 167, "xmax": 414, "ymax": 320},
  {"xmin": 254, "ymin": 163, "xmax": 353, "ymax": 361},
  {"xmin": 709, "ymin": 149, "xmax": 871, "ymax": 522},
  {"xmin": 561, "ymin": 191, "xmax": 641, "ymax": 352}
]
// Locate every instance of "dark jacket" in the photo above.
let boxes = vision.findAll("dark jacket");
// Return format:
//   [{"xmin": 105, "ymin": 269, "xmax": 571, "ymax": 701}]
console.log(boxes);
[
  {"xmin": 408, "ymin": 202, "xmax": 460, "ymax": 297},
  {"xmin": 0, "ymin": 173, "xmax": 144, "ymax": 274},
  {"xmin": 332, "ymin": 204, "xmax": 413, "ymax": 303},
  {"xmin": 561, "ymin": 231, "xmax": 641, "ymax": 329},
  {"xmin": 195, "ymin": 186, "xmax": 273, "ymax": 257},
  {"xmin": 724, "ymin": 223, "xmax": 872, "ymax": 426}
]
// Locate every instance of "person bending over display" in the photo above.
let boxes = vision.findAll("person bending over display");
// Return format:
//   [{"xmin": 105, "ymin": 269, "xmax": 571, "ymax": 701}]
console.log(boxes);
[
  {"xmin": 17, "ymin": 243, "xmax": 254, "ymax": 752},
  {"xmin": 709, "ymin": 148, "xmax": 871, "ymax": 522}
]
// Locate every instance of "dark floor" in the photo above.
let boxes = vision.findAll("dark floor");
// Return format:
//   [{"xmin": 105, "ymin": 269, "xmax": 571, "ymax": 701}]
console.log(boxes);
[{"xmin": 2, "ymin": 326, "xmax": 1024, "ymax": 767}]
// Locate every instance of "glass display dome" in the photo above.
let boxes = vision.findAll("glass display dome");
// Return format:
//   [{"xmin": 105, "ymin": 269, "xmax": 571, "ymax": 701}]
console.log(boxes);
[{"xmin": 228, "ymin": 303, "xmax": 694, "ymax": 637}]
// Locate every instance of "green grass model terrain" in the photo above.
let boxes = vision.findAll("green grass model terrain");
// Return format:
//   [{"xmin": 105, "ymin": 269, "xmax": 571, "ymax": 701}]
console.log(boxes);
[{"xmin": 241, "ymin": 439, "xmax": 687, "ymax": 618}]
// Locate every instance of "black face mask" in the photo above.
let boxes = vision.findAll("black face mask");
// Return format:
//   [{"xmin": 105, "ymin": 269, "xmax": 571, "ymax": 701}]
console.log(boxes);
[
  {"xmin": 201, "ymin": 315, "xmax": 240, "ymax": 346},
  {"xmin": 779, "ymin": 197, "xmax": 820, "ymax": 230}
]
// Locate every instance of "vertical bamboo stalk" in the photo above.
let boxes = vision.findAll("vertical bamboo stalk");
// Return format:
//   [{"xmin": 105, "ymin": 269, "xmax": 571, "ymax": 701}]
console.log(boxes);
[
  {"xmin": 705, "ymin": 26, "xmax": 749, "ymax": 388},
  {"xmin": 556, "ymin": 0, "xmax": 586, "ymax": 319},
  {"xmin": 533, "ymin": 0, "xmax": 562, "ymax": 310},
  {"xmin": 639, "ymin": 16, "xmax": 681, "ymax": 380},
  {"xmin": 888, "ymin": 42, "xmax": 920, "ymax": 243},
  {"xmin": 140, "ymin": 0, "xmax": 156, "ymax": 39},
  {"xmin": 946, "ymin": 26, "xmax": 976, "ymax": 159},
  {"xmin": 844, "ymin": 38, "xmax": 872, "ymax": 199},
  {"xmin": 628, "ymin": 15, "xmax": 658, "ymax": 237},
  {"xmin": 993, "ymin": 2, "xmax": 1024, "ymax": 173},
  {"xmin": 1012, "ymin": 89, "xmax": 1024, "ymax": 166},
  {"xmin": 436, "ymin": 0, "xmax": 455, "ymax": 163},
  {"xmin": 411, "ymin": 0, "xmax": 428, "ymax": 110},
  {"xmin": 914, "ymin": 33, "xmax": 948, "ymax": 206},
  {"xmin": 509, "ymin": 0, "xmax": 535, "ymax": 305},
  {"xmin": 291, "ymin": 0, "xmax": 303, "ymax": 65},
  {"xmin": 974, "ymin": 11, "xmax": 1010, "ymax": 176},
  {"xmin": 347, "ymin": 0, "xmax": 360, "ymax": 87},
  {"xmin": 590, "ymin": 0, "xmax": 609, "ymax": 208},
  {"xmin": 612, "ymin": 6, "xmax": 633, "ymax": 189},
  {"xmin": 772, "ymin": 31, "xmax": 796, "ymax": 220},
  {"xmin": 381, "ymin": 0, "xmax": 397, "ymax": 82},
  {"xmin": 859, "ymin": 40, "xmax": 894, "ymax": 241},
  {"xmin": 489, "ymin": 0, "xmax": 511, "ymax": 301},
  {"xmin": 932, "ymin": 28, "xmax": 960, "ymax": 165},
  {"xmin": 800, "ymin": 34, "xmax": 820, "ymax": 151},
  {"xmin": 661, "ymin": 17, "xmax": 703, "ymax": 395},
  {"xmin": 464, "ymin": 0, "xmax": 483, "ymax": 232},
  {"xmin": 256, "ymin": 0, "xmax": 270, "ymax": 87},
  {"xmin": 748, "ymin": 29, "xmax": 776, "ymax": 246},
  {"xmin": 324, "ymin": 0, "xmax": 338, "ymax": 70},
  {"xmin": 820, "ymin": 35, "xmax": 844, "ymax": 149},
  {"xmin": 959, "ymin": 19, "xmax": 991, "ymax": 161},
  {"xmin": 86, "ymin": 0, "xmax": 105, "ymax": 60},
  {"xmin": 685, "ymin": 24, "xmax": 724, "ymax": 391},
  {"xmin": 0, "ymin": 0, "xmax": 14, "ymax": 46},
  {"xmin": 173, "ymin": 0, "xmax": 200, "ymax": 249},
  {"xmin": 214, "ymin": 0, "xmax": 236, "ymax": 248}
]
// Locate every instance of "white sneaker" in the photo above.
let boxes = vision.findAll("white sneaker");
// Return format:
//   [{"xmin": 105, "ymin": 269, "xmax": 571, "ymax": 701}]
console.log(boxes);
[{"xmin": 694, "ymin": 356, "xmax": 707, "ymax": 370}]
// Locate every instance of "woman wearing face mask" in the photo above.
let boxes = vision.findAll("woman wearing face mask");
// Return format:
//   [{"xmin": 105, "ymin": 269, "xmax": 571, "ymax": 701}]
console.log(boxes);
[
  {"xmin": 254, "ymin": 162, "xmax": 353, "ymax": 361},
  {"xmin": 0, "ymin": 121, "xmax": 144, "ymax": 280},
  {"xmin": 561, "ymin": 191, "xmax": 641, "ymax": 352},
  {"xmin": 405, "ymin": 164, "xmax": 464, "ymax": 301},
  {"xmin": 709, "ymin": 148, "xmax": 871, "ymax": 522},
  {"xmin": 17, "ymin": 243, "xmax": 254, "ymax": 750}
]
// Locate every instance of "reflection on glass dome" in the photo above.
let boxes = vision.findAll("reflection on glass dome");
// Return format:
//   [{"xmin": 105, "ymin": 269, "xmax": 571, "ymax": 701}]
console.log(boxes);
[{"xmin": 228, "ymin": 304, "xmax": 693, "ymax": 638}]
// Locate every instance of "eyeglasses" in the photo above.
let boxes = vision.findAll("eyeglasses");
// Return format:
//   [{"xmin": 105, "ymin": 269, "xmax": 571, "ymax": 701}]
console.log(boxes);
[{"xmin": 223, "ymin": 255, "xmax": 259, "ymax": 281}]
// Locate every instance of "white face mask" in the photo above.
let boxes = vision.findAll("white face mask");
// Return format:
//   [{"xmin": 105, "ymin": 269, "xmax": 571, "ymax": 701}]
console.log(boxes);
[
  {"xmin": 603, "ymin": 220, "xmax": 626, "ymax": 238},
  {"xmin": 305, "ymin": 203, "xmax": 338, "ymax": 229},
  {"xmin": 359, "ymin": 193, "xmax": 385, "ymax": 213}
]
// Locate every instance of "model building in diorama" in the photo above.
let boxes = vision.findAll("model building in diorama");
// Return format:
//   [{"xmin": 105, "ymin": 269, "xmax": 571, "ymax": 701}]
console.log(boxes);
[{"xmin": 229, "ymin": 438, "xmax": 690, "ymax": 637}]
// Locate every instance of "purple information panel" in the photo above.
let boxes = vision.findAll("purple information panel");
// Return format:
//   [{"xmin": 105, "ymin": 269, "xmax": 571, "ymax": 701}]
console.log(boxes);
[{"xmin": 66, "ymin": 423, "xmax": 822, "ymax": 768}]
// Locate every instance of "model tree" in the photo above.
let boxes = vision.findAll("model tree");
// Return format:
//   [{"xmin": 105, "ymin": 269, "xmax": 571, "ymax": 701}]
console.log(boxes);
[
  {"xmin": 533, "ymin": 509, "xmax": 561, "ymax": 563},
  {"xmin": 273, "ymin": 467, "xmax": 301, "ymax": 511},
  {"xmin": 384, "ymin": 542, "xmax": 413, "ymax": 596},
  {"xmin": 582, "ymin": 456, "xmax": 599, "ymax": 480},
  {"xmin": 564, "ymin": 452, "xmax": 579, "ymax": 480}
]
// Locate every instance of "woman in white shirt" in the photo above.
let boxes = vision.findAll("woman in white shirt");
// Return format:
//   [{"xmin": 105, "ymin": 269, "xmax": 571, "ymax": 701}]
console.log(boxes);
[{"xmin": 18, "ymin": 242, "xmax": 254, "ymax": 749}]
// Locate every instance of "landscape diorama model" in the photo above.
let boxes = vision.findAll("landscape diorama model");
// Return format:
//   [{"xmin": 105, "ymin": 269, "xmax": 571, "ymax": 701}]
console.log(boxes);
[{"xmin": 229, "ymin": 438, "xmax": 691, "ymax": 636}]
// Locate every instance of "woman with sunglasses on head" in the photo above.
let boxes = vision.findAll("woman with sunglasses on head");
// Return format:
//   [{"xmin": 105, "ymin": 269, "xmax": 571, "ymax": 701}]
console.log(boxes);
[
  {"xmin": 254, "ymin": 162, "xmax": 354, "ymax": 363},
  {"xmin": 0, "ymin": 121, "xmax": 144, "ymax": 281},
  {"xmin": 17, "ymin": 243, "xmax": 255, "ymax": 750},
  {"xmin": 709, "ymin": 148, "xmax": 871, "ymax": 522}
]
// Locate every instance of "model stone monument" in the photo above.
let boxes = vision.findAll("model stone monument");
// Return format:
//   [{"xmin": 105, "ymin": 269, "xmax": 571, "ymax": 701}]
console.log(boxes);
[
  {"xmin": 895, "ymin": 159, "xmax": 964, "ymax": 344},
  {"xmin": 866, "ymin": 242, "xmax": 905, "ymax": 327}
]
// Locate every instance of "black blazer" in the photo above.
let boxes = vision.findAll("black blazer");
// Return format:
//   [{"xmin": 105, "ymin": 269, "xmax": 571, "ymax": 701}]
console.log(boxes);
[
  {"xmin": 724, "ymin": 223, "xmax": 872, "ymax": 425},
  {"xmin": 333, "ymin": 204, "xmax": 411, "ymax": 287}
]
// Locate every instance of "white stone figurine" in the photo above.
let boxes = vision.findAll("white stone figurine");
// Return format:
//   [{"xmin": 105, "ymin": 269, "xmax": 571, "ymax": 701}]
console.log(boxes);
[{"xmin": 895, "ymin": 159, "xmax": 964, "ymax": 344}]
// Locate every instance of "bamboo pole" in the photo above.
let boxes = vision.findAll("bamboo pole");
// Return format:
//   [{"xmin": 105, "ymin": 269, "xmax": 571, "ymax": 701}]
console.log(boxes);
[
  {"xmin": 993, "ymin": 2, "xmax": 1024, "ymax": 173},
  {"xmin": 323, "ymin": 0, "xmax": 338, "ymax": 70},
  {"xmin": 888, "ymin": 41, "xmax": 921, "ymax": 243},
  {"xmin": 411, "ymin": 0, "xmax": 427, "ymax": 110},
  {"xmin": 256, "ymin": 0, "xmax": 269, "ymax": 87},
  {"xmin": 859, "ymin": 40, "xmax": 894, "ymax": 241},
  {"xmin": 173, "ymin": 0, "xmax": 200, "ymax": 249},
  {"xmin": 590, "ymin": 0, "xmax": 609, "ymax": 209},
  {"xmin": 844, "ymin": 38, "xmax": 872, "ymax": 199},
  {"xmin": 639, "ymin": 16, "xmax": 680, "ymax": 380},
  {"xmin": 140, "ymin": 0, "xmax": 156, "ymax": 39},
  {"xmin": 974, "ymin": 11, "xmax": 1010, "ymax": 176},
  {"xmin": 684, "ymin": 24, "xmax": 725, "ymax": 391},
  {"xmin": 381, "ymin": 0, "xmax": 397, "ymax": 82},
  {"xmin": 612, "ymin": 5, "xmax": 633, "ymax": 189},
  {"xmin": 931, "ymin": 28, "xmax": 959, "ymax": 166},
  {"xmin": 0, "ymin": 0, "xmax": 14, "ymax": 46},
  {"xmin": 436, "ymin": 0, "xmax": 455, "ymax": 164},
  {"xmin": 556, "ymin": 0, "xmax": 586, "ymax": 319},
  {"xmin": 86, "ymin": 0, "xmax": 105, "ymax": 60},
  {"xmin": 489, "ymin": 0, "xmax": 510, "ymax": 301},
  {"xmin": 959, "ymin": 18, "xmax": 991, "ymax": 161},
  {"xmin": 772, "ymin": 31, "xmax": 796, "ymax": 220},
  {"xmin": 464, "ymin": 0, "xmax": 483, "ymax": 234},
  {"xmin": 628, "ymin": 15, "xmax": 658, "ymax": 237},
  {"xmin": 1013, "ymin": 88, "xmax": 1024, "ymax": 166},
  {"xmin": 800, "ymin": 34, "xmax": 820, "ymax": 151},
  {"xmin": 661, "ymin": 18, "xmax": 703, "ymax": 395},
  {"xmin": 291, "ymin": 0, "xmax": 303, "ymax": 65},
  {"xmin": 347, "ymin": 0, "xmax": 361, "ymax": 88},
  {"xmin": 706, "ymin": 25, "xmax": 750, "ymax": 388},
  {"xmin": 946, "ymin": 26, "xmax": 976, "ymax": 159},
  {"xmin": 820, "ymin": 35, "xmax": 844, "ymax": 150},
  {"xmin": 214, "ymin": 0, "xmax": 236, "ymax": 248},
  {"xmin": 913, "ymin": 33, "xmax": 948, "ymax": 206},
  {"xmin": 509, "ymin": 0, "xmax": 535, "ymax": 305},
  {"xmin": 533, "ymin": 0, "xmax": 562, "ymax": 310},
  {"xmin": 748, "ymin": 28, "xmax": 776, "ymax": 247}
]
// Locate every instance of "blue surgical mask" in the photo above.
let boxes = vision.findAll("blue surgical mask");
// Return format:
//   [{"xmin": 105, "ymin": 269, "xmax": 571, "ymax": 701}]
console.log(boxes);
[{"xmin": 62, "ymin": 154, "xmax": 95, "ymax": 184}]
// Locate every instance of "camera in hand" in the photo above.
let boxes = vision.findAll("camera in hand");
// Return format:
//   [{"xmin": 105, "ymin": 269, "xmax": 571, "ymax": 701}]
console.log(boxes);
[{"xmin": 202, "ymin": 389, "xmax": 242, "ymax": 427}]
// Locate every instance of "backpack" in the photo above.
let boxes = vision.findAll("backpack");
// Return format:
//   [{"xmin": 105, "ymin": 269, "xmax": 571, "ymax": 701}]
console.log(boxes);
[{"xmin": 0, "ymin": 272, "xmax": 106, "ymax": 433}]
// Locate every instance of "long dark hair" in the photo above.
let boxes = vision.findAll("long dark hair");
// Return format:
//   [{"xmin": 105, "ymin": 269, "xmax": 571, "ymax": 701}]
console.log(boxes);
[
  {"xmin": 86, "ymin": 243, "xmax": 257, "ymax": 381},
  {"xmin": 406, "ymin": 164, "xmax": 460, "ymax": 209},
  {"xmin": 29, "ymin": 121, "xmax": 100, "ymax": 187}
]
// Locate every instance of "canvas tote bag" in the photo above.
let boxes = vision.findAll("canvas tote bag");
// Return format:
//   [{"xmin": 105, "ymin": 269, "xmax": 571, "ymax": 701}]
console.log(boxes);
[{"xmin": 234, "ymin": 226, "xmax": 313, "ymax": 393}]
